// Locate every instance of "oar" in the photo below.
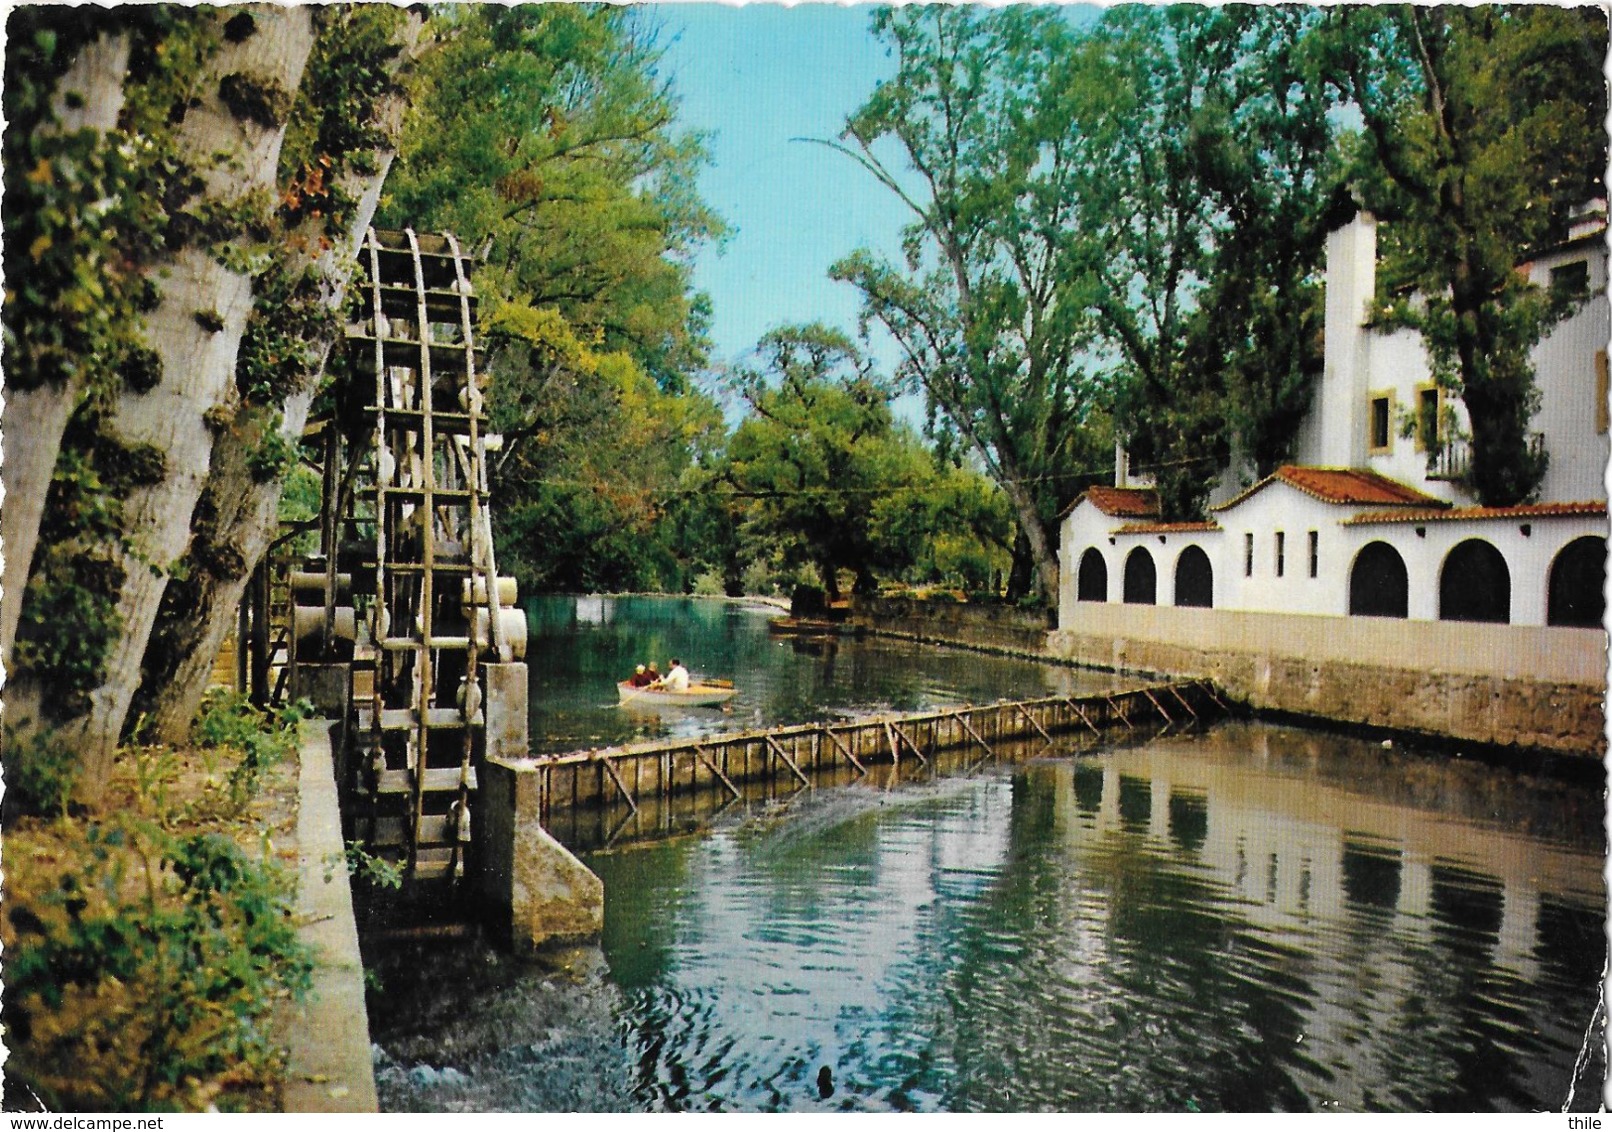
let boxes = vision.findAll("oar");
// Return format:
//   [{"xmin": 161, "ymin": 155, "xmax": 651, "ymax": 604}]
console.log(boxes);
[{"xmin": 618, "ymin": 680, "xmax": 659, "ymax": 706}]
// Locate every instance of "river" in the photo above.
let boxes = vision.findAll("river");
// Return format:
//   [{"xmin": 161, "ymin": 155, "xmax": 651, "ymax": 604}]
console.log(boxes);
[{"xmin": 363, "ymin": 596, "xmax": 1607, "ymax": 1112}]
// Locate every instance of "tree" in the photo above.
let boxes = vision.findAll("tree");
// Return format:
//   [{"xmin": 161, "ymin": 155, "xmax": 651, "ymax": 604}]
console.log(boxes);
[
  {"xmin": 1323, "ymin": 5, "xmax": 1608, "ymax": 505},
  {"xmin": 376, "ymin": 5, "xmax": 726, "ymax": 589},
  {"xmin": 827, "ymin": 5, "xmax": 1113, "ymax": 603},
  {"xmin": 4, "ymin": 5, "xmax": 421, "ymax": 799},
  {"xmin": 134, "ymin": 6, "xmax": 422, "ymax": 739},
  {"xmin": 720, "ymin": 323, "xmax": 997, "ymax": 599},
  {"xmin": 1076, "ymin": 5, "xmax": 1339, "ymax": 518}
]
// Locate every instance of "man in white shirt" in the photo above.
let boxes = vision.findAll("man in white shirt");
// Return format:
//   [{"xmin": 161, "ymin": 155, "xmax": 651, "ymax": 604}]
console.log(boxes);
[{"xmin": 661, "ymin": 658, "xmax": 690, "ymax": 692}]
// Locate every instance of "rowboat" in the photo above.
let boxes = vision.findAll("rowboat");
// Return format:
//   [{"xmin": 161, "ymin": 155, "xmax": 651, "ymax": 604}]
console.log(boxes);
[{"xmin": 617, "ymin": 680, "xmax": 737, "ymax": 708}]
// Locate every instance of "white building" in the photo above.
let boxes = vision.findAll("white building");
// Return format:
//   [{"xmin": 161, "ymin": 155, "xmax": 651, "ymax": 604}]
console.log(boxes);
[{"xmin": 1060, "ymin": 205, "xmax": 1609, "ymax": 635}]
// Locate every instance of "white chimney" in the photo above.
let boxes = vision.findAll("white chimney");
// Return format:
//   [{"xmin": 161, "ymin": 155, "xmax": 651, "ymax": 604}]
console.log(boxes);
[{"xmin": 1318, "ymin": 210, "xmax": 1378, "ymax": 467}]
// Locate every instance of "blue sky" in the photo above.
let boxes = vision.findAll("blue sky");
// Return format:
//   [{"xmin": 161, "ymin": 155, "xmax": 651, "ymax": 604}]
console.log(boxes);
[{"xmin": 649, "ymin": 4, "xmax": 909, "ymax": 382}]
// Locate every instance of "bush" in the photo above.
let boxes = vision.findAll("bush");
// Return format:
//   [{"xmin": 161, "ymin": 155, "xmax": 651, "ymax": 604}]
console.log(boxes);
[
  {"xmin": 3, "ymin": 818, "xmax": 312, "ymax": 1110},
  {"xmin": 690, "ymin": 570, "xmax": 726, "ymax": 596}
]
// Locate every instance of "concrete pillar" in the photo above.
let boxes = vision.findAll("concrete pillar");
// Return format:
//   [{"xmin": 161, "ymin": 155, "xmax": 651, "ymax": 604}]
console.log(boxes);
[
  {"xmin": 483, "ymin": 661, "xmax": 528, "ymax": 760},
  {"xmin": 294, "ymin": 662, "xmax": 351, "ymax": 720},
  {"xmin": 476, "ymin": 756, "xmax": 604, "ymax": 953}
]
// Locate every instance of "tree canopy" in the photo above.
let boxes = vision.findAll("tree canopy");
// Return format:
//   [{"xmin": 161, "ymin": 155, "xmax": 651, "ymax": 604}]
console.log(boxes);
[
  {"xmin": 1323, "ymin": 4, "xmax": 1608, "ymax": 505},
  {"xmin": 829, "ymin": 5, "xmax": 1114, "ymax": 600}
]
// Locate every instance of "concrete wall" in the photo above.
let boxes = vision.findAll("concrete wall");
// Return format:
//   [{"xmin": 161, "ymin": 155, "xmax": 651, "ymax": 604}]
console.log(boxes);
[
  {"xmin": 851, "ymin": 596, "xmax": 1054, "ymax": 656},
  {"xmin": 476, "ymin": 756, "xmax": 604, "ymax": 953},
  {"xmin": 1527, "ymin": 239, "xmax": 1612, "ymax": 504},
  {"xmin": 1047, "ymin": 603, "xmax": 1606, "ymax": 756}
]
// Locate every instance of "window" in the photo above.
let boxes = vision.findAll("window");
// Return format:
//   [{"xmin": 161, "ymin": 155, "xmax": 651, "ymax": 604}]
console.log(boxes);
[
  {"xmin": 1597, "ymin": 351, "xmax": 1609, "ymax": 436},
  {"xmin": 1368, "ymin": 393, "xmax": 1393, "ymax": 453},
  {"xmin": 1076, "ymin": 548, "xmax": 1108, "ymax": 602},
  {"xmin": 1244, "ymin": 532, "xmax": 1254, "ymax": 577},
  {"xmin": 1439, "ymin": 539, "xmax": 1511, "ymax": 624},
  {"xmin": 1551, "ymin": 259, "xmax": 1589, "ymax": 303},
  {"xmin": 1308, "ymin": 531, "xmax": 1319, "ymax": 579},
  {"xmin": 1123, "ymin": 548, "xmax": 1157, "ymax": 605},
  {"xmin": 1275, "ymin": 531, "xmax": 1285, "ymax": 577},
  {"xmin": 1414, "ymin": 385, "xmax": 1440, "ymax": 452}
]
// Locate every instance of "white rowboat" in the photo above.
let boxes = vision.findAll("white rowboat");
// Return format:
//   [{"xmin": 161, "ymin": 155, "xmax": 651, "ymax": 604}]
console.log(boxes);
[{"xmin": 617, "ymin": 680, "xmax": 736, "ymax": 708}]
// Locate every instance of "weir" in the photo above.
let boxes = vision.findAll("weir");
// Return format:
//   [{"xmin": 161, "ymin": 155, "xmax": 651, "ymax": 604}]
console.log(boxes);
[{"xmin": 474, "ymin": 679, "xmax": 1229, "ymax": 948}]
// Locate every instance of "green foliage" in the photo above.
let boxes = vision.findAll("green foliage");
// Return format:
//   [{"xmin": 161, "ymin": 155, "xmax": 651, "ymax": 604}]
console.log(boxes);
[
  {"xmin": 719, "ymin": 323, "xmax": 1011, "ymax": 599},
  {"xmin": 1324, "ymin": 5, "xmax": 1606, "ymax": 505},
  {"xmin": 2, "ymin": 727, "xmax": 81, "ymax": 819},
  {"xmin": 4, "ymin": 818, "xmax": 312, "ymax": 1110},
  {"xmin": 327, "ymin": 843, "xmax": 403, "ymax": 891},
  {"xmin": 244, "ymin": 419, "xmax": 299, "ymax": 483},
  {"xmin": 1074, "ymin": 6, "xmax": 1339, "ymax": 519},
  {"xmin": 278, "ymin": 5, "xmax": 407, "ymax": 235},
  {"xmin": 13, "ymin": 443, "xmax": 131, "ymax": 719},
  {"xmin": 691, "ymin": 570, "xmax": 727, "ymax": 597},
  {"xmin": 193, "ymin": 689, "xmax": 310, "ymax": 816},
  {"xmin": 830, "ymin": 6, "xmax": 1117, "ymax": 595},
  {"xmin": 2, "ymin": 7, "xmax": 205, "ymax": 398},
  {"xmin": 379, "ymin": 5, "xmax": 728, "ymax": 591},
  {"xmin": 217, "ymin": 70, "xmax": 292, "ymax": 130}
]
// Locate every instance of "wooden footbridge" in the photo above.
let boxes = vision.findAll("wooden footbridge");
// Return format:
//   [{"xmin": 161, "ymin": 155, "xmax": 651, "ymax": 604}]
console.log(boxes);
[{"xmin": 517, "ymin": 679, "xmax": 1231, "ymax": 842}]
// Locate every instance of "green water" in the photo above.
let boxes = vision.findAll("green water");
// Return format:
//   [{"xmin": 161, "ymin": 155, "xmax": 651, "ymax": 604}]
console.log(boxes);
[
  {"xmin": 522, "ymin": 594, "xmax": 1119, "ymax": 753},
  {"xmin": 366, "ymin": 598, "xmax": 1607, "ymax": 1112}
]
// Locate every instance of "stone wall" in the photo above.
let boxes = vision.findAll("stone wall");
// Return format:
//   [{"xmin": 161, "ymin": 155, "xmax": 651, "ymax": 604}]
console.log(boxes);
[
  {"xmin": 850, "ymin": 596, "xmax": 1055, "ymax": 657},
  {"xmin": 853, "ymin": 597, "xmax": 1607, "ymax": 756}
]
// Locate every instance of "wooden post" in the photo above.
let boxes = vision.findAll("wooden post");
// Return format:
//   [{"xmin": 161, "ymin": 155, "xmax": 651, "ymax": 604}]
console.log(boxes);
[
  {"xmin": 1143, "ymin": 688, "xmax": 1173, "ymax": 725},
  {"xmin": 1168, "ymin": 684, "xmax": 1198, "ymax": 721},
  {"xmin": 821, "ymin": 726, "xmax": 867, "ymax": 775},
  {"xmin": 1014, "ymin": 701, "xmax": 1053, "ymax": 744},
  {"xmin": 693, "ymin": 744, "xmax": 742, "ymax": 799},
  {"xmin": 764, "ymin": 735, "xmax": 810, "ymax": 789},
  {"xmin": 890, "ymin": 722, "xmax": 927, "ymax": 765}
]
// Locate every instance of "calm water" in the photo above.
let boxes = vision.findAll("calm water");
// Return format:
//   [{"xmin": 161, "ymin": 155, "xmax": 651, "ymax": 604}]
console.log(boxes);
[
  {"xmin": 366, "ymin": 599, "xmax": 1608, "ymax": 1113},
  {"xmin": 522, "ymin": 594, "xmax": 1120, "ymax": 753}
]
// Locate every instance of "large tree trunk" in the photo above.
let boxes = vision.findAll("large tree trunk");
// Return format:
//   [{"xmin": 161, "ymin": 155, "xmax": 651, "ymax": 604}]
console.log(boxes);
[
  {"xmin": 1, "ymin": 32, "xmax": 131, "ymax": 662},
  {"xmin": 987, "ymin": 448, "xmax": 1060, "ymax": 604},
  {"xmin": 8, "ymin": 7, "xmax": 316, "ymax": 803},
  {"xmin": 135, "ymin": 11, "xmax": 423, "ymax": 741}
]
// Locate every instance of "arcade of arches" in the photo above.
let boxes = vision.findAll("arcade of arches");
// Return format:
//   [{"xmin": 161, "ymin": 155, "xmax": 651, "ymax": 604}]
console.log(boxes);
[{"xmin": 1074, "ymin": 535, "xmax": 1603, "ymax": 627}]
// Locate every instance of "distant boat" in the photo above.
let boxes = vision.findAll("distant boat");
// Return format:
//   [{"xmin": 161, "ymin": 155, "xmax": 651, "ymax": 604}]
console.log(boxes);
[{"xmin": 617, "ymin": 680, "xmax": 737, "ymax": 708}]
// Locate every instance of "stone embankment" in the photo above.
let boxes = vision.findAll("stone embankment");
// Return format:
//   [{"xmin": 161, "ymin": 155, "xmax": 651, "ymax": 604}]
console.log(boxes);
[{"xmin": 849, "ymin": 596, "xmax": 1606, "ymax": 758}]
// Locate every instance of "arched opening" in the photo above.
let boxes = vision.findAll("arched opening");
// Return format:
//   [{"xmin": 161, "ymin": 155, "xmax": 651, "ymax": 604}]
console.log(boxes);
[
  {"xmin": 1439, "ymin": 539, "xmax": 1510, "ymax": 623},
  {"xmin": 1173, "ymin": 545, "xmax": 1213, "ymax": 608},
  {"xmin": 1123, "ymin": 547, "xmax": 1156, "ymax": 605},
  {"xmin": 1349, "ymin": 541, "xmax": 1408, "ymax": 618},
  {"xmin": 1076, "ymin": 548, "xmax": 1108, "ymax": 602},
  {"xmin": 1547, "ymin": 535, "xmax": 1605, "ymax": 627}
]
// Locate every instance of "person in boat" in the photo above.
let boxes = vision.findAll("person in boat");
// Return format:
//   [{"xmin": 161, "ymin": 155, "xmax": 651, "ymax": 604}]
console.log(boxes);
[
  {"xmin": 644, "ymin": 662, "xmax": 661, "ymax": 685},
  {"xmin": 627, "ymin": 664, "xmax": 654, "ymax": 688},
  {"xmin": 657, "ymin": 658, "xmax": 690, "ymax": 692}
]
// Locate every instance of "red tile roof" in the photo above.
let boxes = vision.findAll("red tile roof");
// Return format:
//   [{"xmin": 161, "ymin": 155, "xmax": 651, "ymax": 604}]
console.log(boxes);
[
  {"xmin": 1113, "ymin": 521, "xmax": 1221, "ymax": 535},
  {"xmin": 1061, "ymin": 485, "xmax": 1160, "ymax": 520},
  {"xmin": 1213, "ymin": 466, "xmax": 1447, "ymax": 512},
  {"xmin": 1344, "ymin": 501, "xmax": 1608, "ymax": 525}
]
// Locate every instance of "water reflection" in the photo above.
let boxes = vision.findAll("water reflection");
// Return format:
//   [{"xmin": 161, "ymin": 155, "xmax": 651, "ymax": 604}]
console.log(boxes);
[
  {"xmin": 523, "ymin": 595, "xmax": 1121, "ymax": 753},
  {"xmin": 367, "ymin": 719, "xmax": 1606, "ymax": 1113}
]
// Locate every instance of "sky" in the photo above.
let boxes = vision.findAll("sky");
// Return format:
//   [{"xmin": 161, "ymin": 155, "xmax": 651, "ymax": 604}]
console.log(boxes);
[{"xmin": 648, "ymin": 4, "xmax": 910, "ymax": 383}]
